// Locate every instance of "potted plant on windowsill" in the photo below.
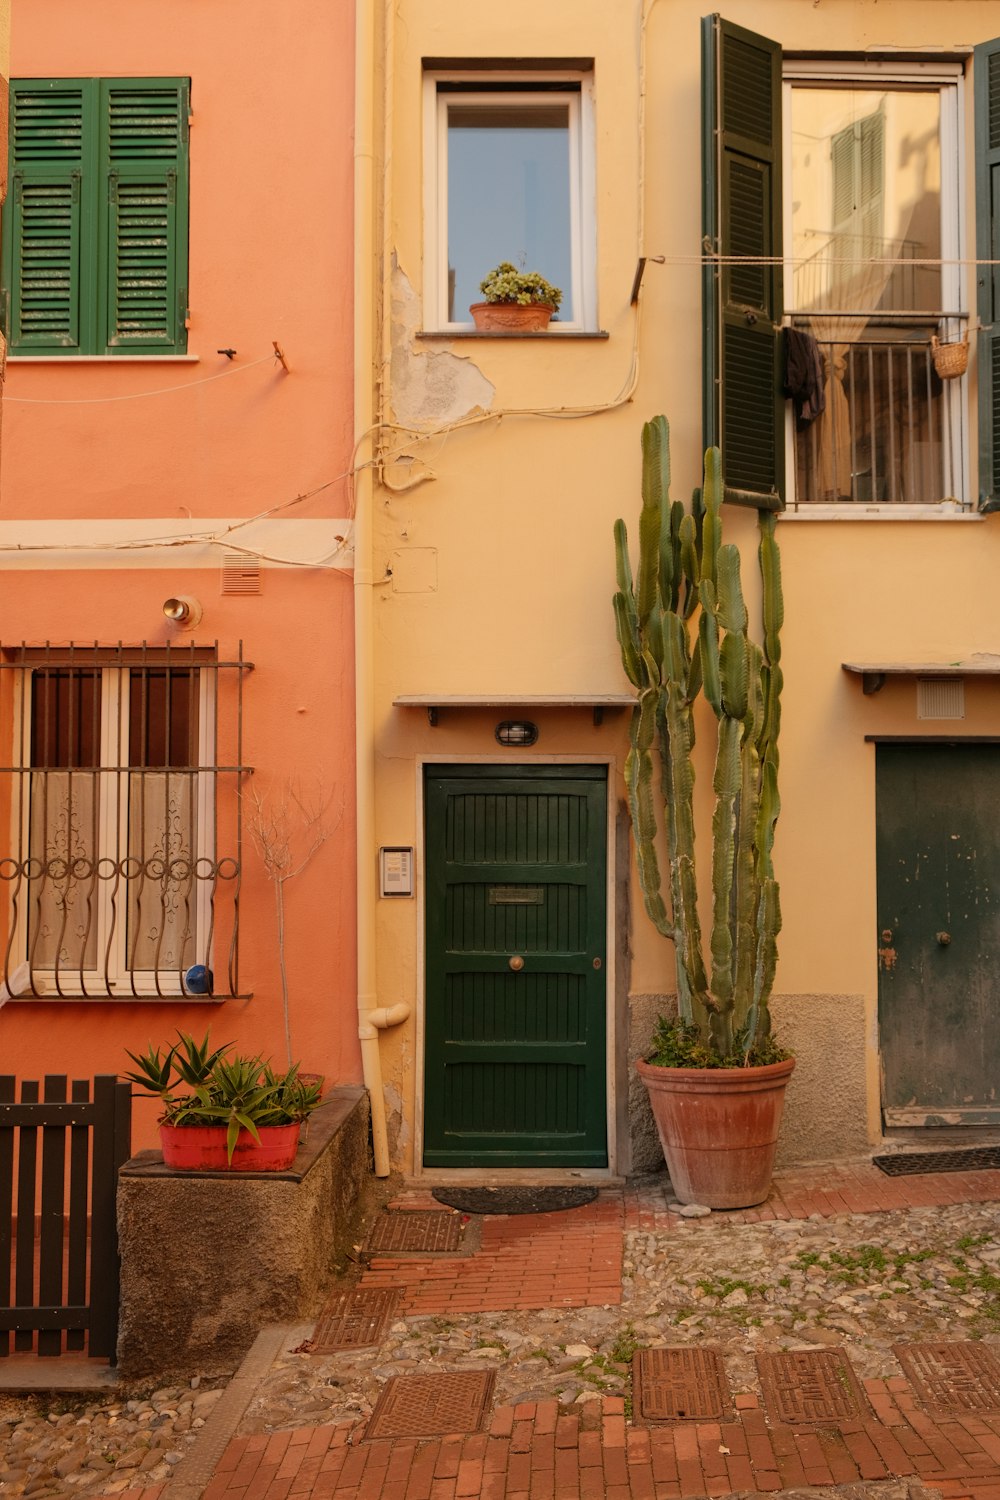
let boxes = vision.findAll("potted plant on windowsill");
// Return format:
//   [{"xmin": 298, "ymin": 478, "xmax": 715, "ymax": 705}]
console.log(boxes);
[
  {"xmin": 614, "ymin": 416, "xmax": 794, "ymax": 1210},
  {"xmin": 469, "ymin": 261, "xmax": 562, "ymax": 331},
  {"xmin": 123, "ymin": 1031, "xmax": 323, "ymax": 1171}
]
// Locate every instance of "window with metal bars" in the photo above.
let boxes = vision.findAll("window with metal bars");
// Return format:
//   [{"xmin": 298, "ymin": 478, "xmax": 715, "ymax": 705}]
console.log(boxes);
[{"xmin": 0, "ymin": 644, "xmax": 251, "ymax": 999}]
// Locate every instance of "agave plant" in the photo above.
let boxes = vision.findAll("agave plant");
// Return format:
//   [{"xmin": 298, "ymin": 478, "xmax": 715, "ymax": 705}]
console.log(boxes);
[{"xmin": 123, "ymin": 1031, "xmax": 322, "ymax": 1162}]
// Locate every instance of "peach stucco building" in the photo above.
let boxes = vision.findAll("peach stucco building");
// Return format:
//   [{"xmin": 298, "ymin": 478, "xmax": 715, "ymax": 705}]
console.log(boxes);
[{"xmin": 0, "ymin": 0, "xmax": 360, "ymax": 1149}]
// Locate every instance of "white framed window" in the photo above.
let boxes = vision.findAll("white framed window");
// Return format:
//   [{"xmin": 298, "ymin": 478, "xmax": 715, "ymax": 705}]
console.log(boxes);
[
  {"xmin": 0, "ymin": 646, "xmax": 249, "ymax": 999},
  {"xmin": 423, "ymin": 70, "xmax": 597, "ymax": 332},
  {"xmin": 783, "ymin": 60, "xmax": 968, "ymax": 510}
]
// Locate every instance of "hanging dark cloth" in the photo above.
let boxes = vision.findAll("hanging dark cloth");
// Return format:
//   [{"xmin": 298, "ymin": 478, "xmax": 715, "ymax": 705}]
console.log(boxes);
[{"xmin": 783, "ymin": 328, "xmax": 826, "ymax": 426}]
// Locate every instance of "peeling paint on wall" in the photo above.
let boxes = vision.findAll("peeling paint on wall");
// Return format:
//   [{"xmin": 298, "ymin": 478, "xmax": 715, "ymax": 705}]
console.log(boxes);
[{"xmin": 390, "ymin": 258, "xmax": 495, "ymax": 427}]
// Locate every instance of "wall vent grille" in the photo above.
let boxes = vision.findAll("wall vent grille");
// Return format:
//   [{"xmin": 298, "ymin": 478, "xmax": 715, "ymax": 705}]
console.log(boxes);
[
  {"xmin": 221, "ymin": 553, "xmax": 262, "ymax": 596},
  {"xmin": 917, "ymin": 677, "xmax": 964, "ymax": 720}
]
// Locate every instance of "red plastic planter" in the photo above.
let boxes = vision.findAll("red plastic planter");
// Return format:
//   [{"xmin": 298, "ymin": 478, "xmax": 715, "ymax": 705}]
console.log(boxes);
[
  {"xmin": 159, "ymin": 1122, "xmax": 301, "ymax": 1172},
  {"xmin": 636, "ymin": 1056, "xmax": 795, "ymax": 1209}
]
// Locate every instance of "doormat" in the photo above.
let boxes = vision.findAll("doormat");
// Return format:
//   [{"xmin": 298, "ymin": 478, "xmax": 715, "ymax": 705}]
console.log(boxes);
[
  {"xmin": 894, "ymin": 1342, "xmax": 1000, "ymax": 1414},
  {"xmin": 364, "ymin": 1370, "xmax": 496, "ymax": 1439},
  {"xmin": 873, "ymin": 1147, "xmax": 1000, "ymax": 1176},
  {"xmin": 432, "ymin": 1186, "xmax": 598, "ymax": 1215},
  {"xmin": 757, "ymin": 1349, "xmax": 872, "ymax": 1424}
]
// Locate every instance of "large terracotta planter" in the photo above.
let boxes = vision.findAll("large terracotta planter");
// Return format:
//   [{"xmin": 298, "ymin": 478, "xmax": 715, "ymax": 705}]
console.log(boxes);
[
  {"xmin": 159, "ymin": 1122, "xmax": 301, "ymax": 1172},
  {"xmin": 636, "ymin": 1055, "xmax": 795, "ymax": 1209},
  {"xmin": 469, "ymin": 301, "xmax": 554, "ymax": 332}
]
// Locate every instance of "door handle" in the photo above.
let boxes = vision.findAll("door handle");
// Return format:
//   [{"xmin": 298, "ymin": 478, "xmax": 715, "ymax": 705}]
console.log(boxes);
[
  {"xmin": 509, "ymin": 955, "xmax": 525, "ymax": 971},
  {"xmin": 936, "ymin": 931, "xmax": 951, "ymax": 946}
]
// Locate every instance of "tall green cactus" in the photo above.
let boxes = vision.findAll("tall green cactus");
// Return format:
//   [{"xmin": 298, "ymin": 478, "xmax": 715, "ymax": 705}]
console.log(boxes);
[{"xmin": 614, "ymin": 416, "xmax": 783, "ymax": 1062}]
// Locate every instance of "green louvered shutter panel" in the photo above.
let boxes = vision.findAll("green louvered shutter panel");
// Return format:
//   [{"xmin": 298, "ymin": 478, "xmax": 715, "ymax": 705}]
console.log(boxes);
[
  {"xmin": 2, "ymin": 81, "xmax": 95, "ymax": 352},
  {"xmin": 701, "ymin": 15, "xmax": 784, "ymax": 510},
  {"xmin": 975, "ymin": 38, "xmax": 1000, "ymax": 512},
  {"xmin": 101, "ymin": 80, "xmax": 189, "ymax": 352}
]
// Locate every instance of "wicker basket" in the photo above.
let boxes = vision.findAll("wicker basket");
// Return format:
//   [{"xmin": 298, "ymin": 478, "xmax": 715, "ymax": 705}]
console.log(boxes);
[{"xmin": 931, "ymin": 333, "xmax": 969, "ymax": 380}]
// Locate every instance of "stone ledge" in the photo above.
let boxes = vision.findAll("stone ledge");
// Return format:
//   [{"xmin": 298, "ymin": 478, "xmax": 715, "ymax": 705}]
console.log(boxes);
[{"xmin": 116, "ymin": 1087, "xmax": 371, "ymax": 1381}]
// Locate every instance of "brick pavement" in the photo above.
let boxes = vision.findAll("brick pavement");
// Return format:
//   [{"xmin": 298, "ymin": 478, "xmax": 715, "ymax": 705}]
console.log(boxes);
[{"xmin": 113, "ymin": 1161, "xmax": 1000, "ymax": 1500}]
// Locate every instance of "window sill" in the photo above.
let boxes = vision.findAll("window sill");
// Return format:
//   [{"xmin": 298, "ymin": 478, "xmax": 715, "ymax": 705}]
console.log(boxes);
[
  {"xmin": 781, "ymin": 504, "xmax": 984, "ymax": 521},
  {"xmin": 1, "ymin": 991, "xmax": 238, "ymax": 1003},
  {"xmin": 7, "ymin": 355, "xmax": 201, "ymax": 364},
  {"xmin": 417, "ymin": 329, "xmax": 610, "ymax": 340}
]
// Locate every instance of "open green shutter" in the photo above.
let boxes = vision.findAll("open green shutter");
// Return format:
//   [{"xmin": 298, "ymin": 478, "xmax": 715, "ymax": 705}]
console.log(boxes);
[
  {"xmin": 101, "ymin": 81, "xmax": 189, "ymax": 352},
  {"xmin": 3, "ymin": 81, "xmax": 95, "ymax": 352},
  {"xmin": 975, "ymin": 38, "xmax": 1000, "ymax": 512},
  {"xmin": 702, "ymin": 15, "xmax": 784, "ymax": 510}
]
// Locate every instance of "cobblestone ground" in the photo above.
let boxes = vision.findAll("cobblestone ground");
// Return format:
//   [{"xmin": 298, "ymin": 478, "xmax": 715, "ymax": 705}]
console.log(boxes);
[{"xmin": 1, "ymin": 1180, "xmax": 999, "ymax": 1499}]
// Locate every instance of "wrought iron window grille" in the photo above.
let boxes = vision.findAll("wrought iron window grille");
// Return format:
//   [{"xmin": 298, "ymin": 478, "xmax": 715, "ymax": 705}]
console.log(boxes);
[{"xmin": 0, "ymin": 641, "xmax": 253, "ymax": 1000}]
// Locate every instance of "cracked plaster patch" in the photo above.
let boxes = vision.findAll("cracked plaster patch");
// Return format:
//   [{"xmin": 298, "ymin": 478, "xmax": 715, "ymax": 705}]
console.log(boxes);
[{"xmin": 391, "ymin": 260, "xmax": 494, "ymax": 428}]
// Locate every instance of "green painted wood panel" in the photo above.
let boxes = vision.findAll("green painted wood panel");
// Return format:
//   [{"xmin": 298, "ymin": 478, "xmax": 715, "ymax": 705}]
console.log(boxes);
[
  {"xmin": 1, "ymin": 78, "xmax": 188, "ymax": 355},
  {"xmin": 701, "ymin": 14, "xmax": 784, "ymax": 511},
  {"xmin": 975, "ymin": 36, "xmax": 1000, "ymax": 510},
  {"xmin": 423, "ymin": 766, "xmax": 608, "ymax": 1167},
  {"xmin": 877, "ymin": 744, "xmax": 1000, "ymax": 1125}
]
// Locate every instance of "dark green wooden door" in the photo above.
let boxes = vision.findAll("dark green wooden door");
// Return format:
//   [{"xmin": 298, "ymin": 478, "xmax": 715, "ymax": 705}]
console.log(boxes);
[
  {"xmin": 423, "ymin": 765, "xmax": 608, "ymax": 1167},
  {"xmin": 877, "ymin": 743, "xmax": 1000, "ymax": 1127}
]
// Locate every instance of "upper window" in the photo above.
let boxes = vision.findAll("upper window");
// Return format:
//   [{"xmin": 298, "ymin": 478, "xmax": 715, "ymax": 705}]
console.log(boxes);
[
  {"xmin": 424, "ymin": 72, "xmax": 596, "ymax": 331},
  {"xmin": 1, "ymin": 78, "xmax": 190, "ymax": 356},
  {"xmin": 0, "ymin": 645, "xmax": 249, "ymax": 999},
  {"xmin": 786, "ymin": 66, "xmax": 963, "ymax": 508}
]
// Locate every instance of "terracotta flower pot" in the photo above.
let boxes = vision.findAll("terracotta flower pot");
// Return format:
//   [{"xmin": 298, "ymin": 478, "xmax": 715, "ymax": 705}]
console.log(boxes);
[
  {"xmin": 469, "ymin": 302, "xmax": 554, "ymax": 332},
  {"xmin": 159, "ymin": 1122, "xmax": 302, "ymax": 1172},
  {"xmin": 636, "ymin": 1055, "xmax": 795, "ymax": 1209}
]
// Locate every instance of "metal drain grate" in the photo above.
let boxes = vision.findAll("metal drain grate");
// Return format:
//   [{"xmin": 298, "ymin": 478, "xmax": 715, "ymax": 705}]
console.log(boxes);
[
  {"xmin": 894, "ymin": 1342, "xmax": 1000, "ymax": 1413},
  {"xmin": 364, "ymin": 1370, "xmax": 496, "ymax": 1439},
  {"xmin": 365, "ymin": 1210, "xmax": 463, "ymax": 1254},
  {"xmin": 757, "ymin": 1349, "xmax": 872, "ymax": 1424},
  {"xmin": 873, "ymin": 1147, "xmax": 1000, "ymax": 1176},
  {"xmin": 632, "ymin": 1347, "xmax": 732, "ymax": 1422},
  {"xmin": 309, "ymin": 1287, "xmax": 400, "ymax": 1352}
]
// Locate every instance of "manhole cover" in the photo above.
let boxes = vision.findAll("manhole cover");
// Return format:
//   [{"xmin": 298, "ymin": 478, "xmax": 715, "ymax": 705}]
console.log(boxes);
[
  {"xmin": 757, "ymin": 1349, "xmax": 872, "ymax": 1424},
  {"xmin": 633, "ymin": 1347, "xmax": 732, "ymax": 1422},
  {"xmin": 309, "ymin": 1288, "xmax": 400, "ymax": 1352},
  {"xmin": 894, "ymin": 1342, "xmax": 1000, "ymax": 1413},
  {"xmin": 432, "ymin": 1186, "xmax": 597, "ymax": 1215},
  {"xmin": 365, "ymin": 1210, "xmax": 463, "ymax": 1254},
  {"xmin": 364, "ymin": 1370, "xmax": 496, "ymax": 1439},
  {"xmin": 873, "ymin": 1147, "xmax": 1000, "ymax": 1175}
]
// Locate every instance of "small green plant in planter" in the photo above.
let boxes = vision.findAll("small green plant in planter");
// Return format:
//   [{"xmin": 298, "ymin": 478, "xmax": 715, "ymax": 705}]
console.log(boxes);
[
  {"xmin": 123, "ymin": 1030, "xmax": 323, "ymax": 1170},
  {"xmin": 613, "ymin": 415, "xmax": 794, "ymax": 1209},
  {"xmin": 470, "ymin": 261, "xmax": 563, "ymax": 331}
]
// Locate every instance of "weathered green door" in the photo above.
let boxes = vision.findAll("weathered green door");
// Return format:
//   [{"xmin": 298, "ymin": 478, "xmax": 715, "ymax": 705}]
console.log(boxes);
[
  {"xmin": 877, "ymin": 743, "xmax": 1000, "ymax": 1127},
  {"xmin": 423, "ymin": 765, "xmax": 608, "ymax": 1167}
]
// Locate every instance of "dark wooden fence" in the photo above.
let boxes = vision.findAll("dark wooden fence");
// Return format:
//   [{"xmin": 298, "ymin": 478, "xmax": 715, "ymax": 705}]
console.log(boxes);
[{"xmin": 0, "ymin": 1075, "xmax": 132, "ymax": 1359}]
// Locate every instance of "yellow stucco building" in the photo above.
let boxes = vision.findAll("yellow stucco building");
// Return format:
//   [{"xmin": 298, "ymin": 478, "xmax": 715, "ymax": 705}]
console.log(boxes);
[{"xmin": 354, "ymin": 0, "xmax": 1000, "ymax": 1180}]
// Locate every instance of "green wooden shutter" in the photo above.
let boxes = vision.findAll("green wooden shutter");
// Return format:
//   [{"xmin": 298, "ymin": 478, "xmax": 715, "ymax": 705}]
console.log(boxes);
[
  {"xmin": 100, "ymin": 81, "xmax": 189, "ymax": 353},
  {"xmin": 975, "ymin": 38, "xmax": 1000, "ymax": 512},
  {"xmin": 701, "ymin": 15, "xmax": 784, "ymax": 510},
  {"xmin": 2, "ymin": 81, "xmax": 97, "ymax": 352}
]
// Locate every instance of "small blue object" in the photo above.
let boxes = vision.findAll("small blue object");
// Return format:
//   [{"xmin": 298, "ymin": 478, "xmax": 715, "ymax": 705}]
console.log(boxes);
[{"xmin": 183, "ymin": 965, "xmax": 214, "ymax": 995}]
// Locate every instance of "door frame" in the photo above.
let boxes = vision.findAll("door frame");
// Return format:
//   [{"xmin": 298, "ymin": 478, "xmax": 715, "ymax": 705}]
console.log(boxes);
[{"xmin": 413, "ymin": 753, "xmax": 620, "ymax": 1180}]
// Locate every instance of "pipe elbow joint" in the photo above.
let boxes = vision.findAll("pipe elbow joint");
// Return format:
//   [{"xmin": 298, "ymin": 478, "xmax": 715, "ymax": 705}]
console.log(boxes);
[{"xmin": 368, "ymin": 1001, "xmax": 411, "ymax": 1030}]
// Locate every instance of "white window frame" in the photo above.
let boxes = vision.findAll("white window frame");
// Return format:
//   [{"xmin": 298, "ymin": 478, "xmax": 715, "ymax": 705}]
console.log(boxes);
[
  {"xmin": 11, "ymin": 665, "xmax": 215, "ymax": 996},
  {"xmin": 782, "ymin": 59, "xmax": 969, "ymax": 515},
  {"xmin": 422, "ymin": 69, "xmax": 597, "ymax": 333}
]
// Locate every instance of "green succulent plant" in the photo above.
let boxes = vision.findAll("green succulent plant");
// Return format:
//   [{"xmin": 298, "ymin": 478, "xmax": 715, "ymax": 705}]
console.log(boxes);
[
  {"xmin": 478, "ymin": 261, "xmax": 562, "ymax": 311},
  {"xmin": 613, "ymin": 415, "xmax": 787, "ymax": 1067},
  {"xmin": 123, "ymin": 1030, "xmax": 323, "ymax": 1162}
]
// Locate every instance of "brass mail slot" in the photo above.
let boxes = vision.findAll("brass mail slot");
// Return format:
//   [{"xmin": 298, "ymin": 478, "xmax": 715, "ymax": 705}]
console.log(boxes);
[{"xmin": 489, "ymin": 886, "xmax": 544, "ymax": 906}]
